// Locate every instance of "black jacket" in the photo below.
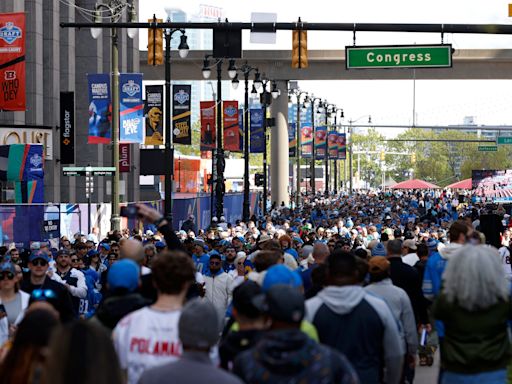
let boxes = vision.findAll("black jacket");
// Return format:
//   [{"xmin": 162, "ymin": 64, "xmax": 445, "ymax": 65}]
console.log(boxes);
[
  {"xmin": 181, "ymin": 219, "xmax": 197, "ymax": 235},
  {"xmin": 94, "ymin": 292, "xmax": 150, "ymax": 329},
  {"xmin": 220, "ymin": 329, "xmax": 262, "ymax": 371}
]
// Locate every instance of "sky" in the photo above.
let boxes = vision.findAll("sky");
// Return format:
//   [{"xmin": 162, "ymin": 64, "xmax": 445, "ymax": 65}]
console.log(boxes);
[{"xmin": 139, "ymin": 0, "xmax": 512, "ymax": 135}]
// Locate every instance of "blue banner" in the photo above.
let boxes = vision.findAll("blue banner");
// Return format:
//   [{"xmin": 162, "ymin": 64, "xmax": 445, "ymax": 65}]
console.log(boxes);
[
  {"xmin": 250, "ymin": 108, "xmax": 264, "ymax": 153},
  {"xmin": 288, "ymin": 104, "xmax": 312, "ymax": 124},
  {"xmin": 237, "ymin": 108, "xmax": 244, "ymax": 152},
  {"xmin": 288, "ymin": 122, "xmax": 296, "ymax": 157},
  {"xmin": 315, "ymin": 126, "xmax": 327, "ymax": 160},
  {"xmin": 87, "ymin": 73, "xmax": 111, "ymax": 144},
  {"xmin": 119, "ymin": 73, "xmax": 144, "ymax": 143}
]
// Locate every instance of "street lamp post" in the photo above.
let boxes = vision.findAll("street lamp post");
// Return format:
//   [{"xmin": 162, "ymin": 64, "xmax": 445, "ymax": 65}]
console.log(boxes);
[
  {"xmin": 202, "ymin": 56, "xmax": 237, "ymax": 221},
  {"xmin": 290, "ymin": 90, "xmax": 308, "ymax": 208},
  {"xmin": 91, "ymin": 0, "xmax": 137, "ymax": 232},
  {"xmin": 331, "ymin": 107, "xmax": 343, "ymax": 194},
  {"xmin": 323, "ymin": 100, "xmax": 330, "ymax": 195},
  {"xmin": 309, "ymin": 96, "xmax": 322, "ymax": 195},
  {"xmin": 231, "ymin": 63, "xmax": 260, "ymax": 222},
  {"xmin": 163, "ymin": 18, "xmax": 189, "ymax": 229}
]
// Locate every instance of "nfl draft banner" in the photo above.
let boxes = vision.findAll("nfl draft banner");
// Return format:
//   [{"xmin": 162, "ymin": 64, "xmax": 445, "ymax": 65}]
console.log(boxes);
[
  {"xmin": 328, "ymin": 130, "xmax": 338, "ymax": 159},
  {"xmin": 223, "ymin": 101, "xmax": 239, "ymax": 152},
  {"xmin": 301, "ymin": 123, "xmax": 313, "ymax": 158},
  {"xmin": 200, "ymin": 101, "xmax": 216, "ymax": 151},
  {"xmin": 144, "ymin": 85, "xmax": 163, "ymax": 145},
  {"xmin": 87, "ymin": 74, "xmax": 111, "ymax": 144},
  {"xmin": 250, "ymin": 108, "xmax": 264, "ymax": 153},
  {"xmin": 288, "ymin": 123, "xmax": 296, "ymax": 157},
  {"xmin": 119, "ymin": 73, "xmax": 144, "ymax": 143},
  {"xmin": 337, "ymin": 133, "xmax": 347, "ymax": 160},
  {"xmin": 172, "ymin": 85, "xmax": 191, "ymax": 145},
  {"xmin": 60, "ymin": 92, "xmax": 75, "ymax": 164},
  {"xmin": 315, "ymin": 126, "xmax": 327, "ymax": 160},
  {"xmin": 0, "ymin": 13, "xmax": 25, "ymax": 111}
]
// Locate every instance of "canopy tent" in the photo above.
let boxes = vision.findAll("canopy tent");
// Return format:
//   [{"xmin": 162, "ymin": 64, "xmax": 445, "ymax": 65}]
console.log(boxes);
[
  {"xmin": 445, "ymin": 178, "xmax": 472, "ymax": 190},
  {"xmin": 390, "ymin": 179, "xmax": 440, "ymax": 189}
]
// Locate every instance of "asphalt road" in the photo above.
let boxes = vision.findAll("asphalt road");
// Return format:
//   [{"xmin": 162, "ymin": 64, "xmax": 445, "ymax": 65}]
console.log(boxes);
[{"xmin": 414, "ymin": 350, "xmax": 440, "ymax": 384}]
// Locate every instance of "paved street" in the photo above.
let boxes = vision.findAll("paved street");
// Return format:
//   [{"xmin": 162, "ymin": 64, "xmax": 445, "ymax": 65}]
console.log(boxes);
[{"xmin": 415, "ymin": 351, "xmax": 440, "ymax": 384}]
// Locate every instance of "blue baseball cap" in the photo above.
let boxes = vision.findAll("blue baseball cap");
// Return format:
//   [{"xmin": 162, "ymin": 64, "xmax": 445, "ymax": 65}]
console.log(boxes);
[
  {"xmin": 155, "ymin": 241, "xmax": 166, "ymax": 249},
  {"xmin": 107, "ymin": 259, "xmax": 140, "ymax": 292},
  {"xmin": 98, "ymin": 243, "xmax": 110, "ymax": 251},
  {"xmin": 29, "ymin": 251, "xmax": 50, "ymax": 263},
  {"xmin": 262, "ymin": 265, "xmax": 302, "ymax": 293},
  {"xmin": 87, "ymin": 249, "xmax": 99, "ymax": 257},
  {"xmin": 0, "ymin": 262, "xmax": 16, "ymax": 274}
]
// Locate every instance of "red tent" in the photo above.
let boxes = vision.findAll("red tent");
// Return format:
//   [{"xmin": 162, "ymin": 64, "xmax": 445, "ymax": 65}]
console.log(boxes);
[
  {"xmin": 390, "ymin": 179, "xmax": 440, "ymax": 189},
  {"xmin": 445, "ymin": 178, "xmax": 472, "ymax": 189}
]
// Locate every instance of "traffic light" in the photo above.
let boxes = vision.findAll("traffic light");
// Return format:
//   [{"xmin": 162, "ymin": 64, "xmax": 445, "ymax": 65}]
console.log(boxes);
[
  {"xmin": 147, "ymin": 19, "xmax": 163, "ymax": 66},
  {"xmin": 380, "ymin": 151, "xmax": 385, "ymax": 161},
  {"xmin": 411, "ymin": 153, "xmax": 416, "ymax": 163},
  {"xmin": 292, "ymin": 29, "xmax": 308, "ymax": 69},
  {"xmin": 255, "ymin": 173, "xmax": 264, "ymax": 187}
]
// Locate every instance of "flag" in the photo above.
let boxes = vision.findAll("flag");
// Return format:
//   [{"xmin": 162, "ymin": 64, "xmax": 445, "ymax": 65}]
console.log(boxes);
[
  {"xmin": 119, "ymin": 73, "xmax": 144, "ymax": 143},
  {"xmin": 301, "ymin": 123, "xmax": 313, "ymax": 158},
  {"xmin": 0, "ymin": 13, "xmax": 25, "ymax": 111},
  {"xmin": 288, "ymin": 122, "xmax": 296, "ymax": 157},
  {"xmin": 223, "ymin": 101, "xmax": 239, "ymax": 152},
  {"xmin": 172, "ymin": 84, "xmax": 192, "ymax": 145},
  {"xmin": 328, "ymin": 130, "xmax": 338, "ymax": 159},
  {"xmin": 337, "ymin": 133, "xmax": 346, "ymax": 160},
  {"xmin": 237, "ymin": 108, "xmax": 244, "ymax": 152},
  {"xmin": 200, "ymin": 101, "xmax": 216, "ymax": 151},
  {"xmin": 315, "ymin": 126, "xmax": 327, "ymax": 160},
  {"xmin": 87, "ymin": 73, "xmax": 111, "ymax": 144},
  {"xmin": 144, "ymin": 85, "xmax": 164, "ymax": 145},
  {"xmin": 250, "ymin": 108, "xmax": 264, "ymax": 153}
]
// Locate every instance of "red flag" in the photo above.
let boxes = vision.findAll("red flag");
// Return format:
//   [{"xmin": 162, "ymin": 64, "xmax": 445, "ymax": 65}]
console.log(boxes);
[
  {"xmin": 0, "ymin": 13, "xmax": 25, "ymax": 111},
  {"xmin": 200, "ymin": 101, "xmax": 216, "ymax": 151},
  {"xmin": 223, "ymin": 101, "xmax": 239, "ymax": 152}
]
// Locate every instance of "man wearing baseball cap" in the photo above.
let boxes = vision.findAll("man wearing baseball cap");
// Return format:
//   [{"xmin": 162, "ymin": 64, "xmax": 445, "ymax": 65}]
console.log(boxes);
[
  {"xmin": 20, "ymin": 251, "xmax": 75, "ymax": 322},
  {"xmin": 233, "ymin": 285, "xmax": 359, "ymax": 383},
  {"xmin": 52, "ymin": 249, "xmax": 87, "ymax": 316},
  {"xmin": 402, "ymin": 239, "xmax": 419, "ymax": 267}
]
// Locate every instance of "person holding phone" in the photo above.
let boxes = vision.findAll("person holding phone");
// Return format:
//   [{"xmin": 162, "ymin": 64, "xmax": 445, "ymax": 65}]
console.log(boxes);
[{"xmin": 0, "ymin": 262, "xmax": 30, "ymax": 346}]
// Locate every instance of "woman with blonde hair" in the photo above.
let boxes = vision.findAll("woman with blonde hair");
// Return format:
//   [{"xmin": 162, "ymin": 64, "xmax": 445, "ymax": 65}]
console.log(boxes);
[{"xmin": 433, "ymin": 244, "xmax": 511, "ymax": 384}]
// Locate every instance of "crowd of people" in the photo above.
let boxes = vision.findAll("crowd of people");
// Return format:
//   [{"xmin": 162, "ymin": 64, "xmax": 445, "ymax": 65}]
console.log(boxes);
[{"xmin": 0, "ymin": 189, "xmax": 511, "ymax": 384}]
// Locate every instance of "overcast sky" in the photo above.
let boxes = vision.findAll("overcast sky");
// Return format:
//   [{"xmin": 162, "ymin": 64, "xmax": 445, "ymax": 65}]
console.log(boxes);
[{"xmin": 139, "ymin": 0, "xmax": 512, "ymax": 135}]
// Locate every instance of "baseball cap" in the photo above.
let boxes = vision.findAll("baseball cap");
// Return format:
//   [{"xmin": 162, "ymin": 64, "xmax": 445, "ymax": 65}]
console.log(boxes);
[
  {"xmin": 402, "ymin": 239, "xmax": 417, "ymax": 251},
  {"xmin": 56, "ymin": 249, "xmax": 70, "ymax": 257},
  {"xmin": 368, "ymin": 256, "xmax": 390, "ymax": 274},
  {"xmin": 30, "ymin": 242, "xmax": 41, "ymax": 251},
  {"xmin": 258, "ymin": 234, "xmax": 271, "ymax": 244},
  {"xmin": 98, "ymin": 243, "xmax": 110, "ymax": 251},
  {"xmin": 29, "ymin": 250, "xmax": 50, "ymax": 263},
  {"xmin": 107, "ymin": 259, "xmax": 140, "ymax": 292},
  {"xmin": 232, "ymin": 281, "xmax": 262, "ymax": 319},
  {"xmin": 155, "ymin": 241, "xmax": 166, "ymax": 249},
  {"xmin": 179, "ymin": 298, "xmax": 219, "ymax": 349},
  {"xmin": 252, "ymin": 284, "xmax": 305, "ymax": 324},
  {"xmin": 426, "ymin": 238, "xmax": 439, "ymax": 250},
  {"xmin": 0, "ymin": 262, "xmax": 16, "ymax": 274},
  {"xmin": 262, "ymin": 264, "xmax": 302, "ymax": 292}
]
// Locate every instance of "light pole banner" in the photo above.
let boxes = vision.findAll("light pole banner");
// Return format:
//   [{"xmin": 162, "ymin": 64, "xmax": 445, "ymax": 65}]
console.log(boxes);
[
  {"xmin": 87, "ymin": 73, "xmax": 111, "ymax": 144},
  {"xmin": 315, "ymin": 126, "xmax": 327, "ymax": 160},
  {"xmin": 0, "ymin": 12, "xmax": 25, "ymax": 111},
  {"xmin": 200, "ymin": 101, "xmax": 216, "ymax": 151},
  {"xmin": 237, "ymin": 108, "xmax": 244, "ymax": 152},
  {"xmin": 59, "ymin": 92, "xmax": 75, "ymax": 164},
  {"xmin": 119, "ymin": 73, "xmax": 144, "ymax": 143},
  {"xmin": 144, "ymin": 85, "xmax": 164, "ymax": 145},
  {"xmin": 337, "ymin": 133, "xmax": 347, "ymax": 160},
  {"xmin": 301, "ymin": 123, "xmax": 313, "ymax": 158},
  {"xmin": 223, "ymin": 100, "xmax": 240, "ymax": 152},
  {"xmin": 328, "ymin": 130, "xmax": 338, "ymax": 159},
  {"xmin": 172, "ymin": 84, "xmax": 192, "ymax": 145},
  {"xmin": 288, "ymin": 122, "xmax": 296, "ymax": 158},
  {"xmin": 250, "ymin": 108, "xmax": 264, "ymax": 153}
]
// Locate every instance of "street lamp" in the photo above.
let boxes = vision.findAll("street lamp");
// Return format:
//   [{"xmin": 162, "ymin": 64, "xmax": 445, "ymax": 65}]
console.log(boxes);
[
  {"xmin": 90, "ymin": 0, "xmax": 137, "ymax": 232},
  {"xmin": 202, "ymin": 55, "xmax": 237, "ymax": 222},
  {"xmin": 289, "ymin": 89, "xmax": 308, "ymax": 208},
  {"xmin": 231, "ymin": 62, "xmax": 259, "ymax": 222},
  {"xmin": 309, "ymin": 96, "xmax": 322, "ymax": 195},
  {"xmin": 163, "ymin": 17, "xmax": 189, "ymax": 229},
  {"xmin": 330, "ymin": 106, "xmax": 343, "ymax": 194}
]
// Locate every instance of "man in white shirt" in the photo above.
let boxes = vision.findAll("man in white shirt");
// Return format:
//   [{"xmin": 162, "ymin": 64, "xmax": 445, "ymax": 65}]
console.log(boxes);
[
  {"xmin": 113, "ymin": 251, "xmax": 196, "ymax": 384},
  {"xmin": 52, "ymin": 249, "xmax": 87, "ymax": 315},
  {"xmin": 203, "ymin": 253, "xmax": 235, "ymax": 328}
]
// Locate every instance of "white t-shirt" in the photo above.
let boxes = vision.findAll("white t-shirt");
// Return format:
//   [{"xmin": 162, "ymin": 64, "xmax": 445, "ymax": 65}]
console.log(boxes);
[
  {"xmin": 499, "ymin": 246, "xmax": 512, "ymax": 280},
  {"xmin": 113, "ymin": 307, "xmax": 182, "ymax": 384}
]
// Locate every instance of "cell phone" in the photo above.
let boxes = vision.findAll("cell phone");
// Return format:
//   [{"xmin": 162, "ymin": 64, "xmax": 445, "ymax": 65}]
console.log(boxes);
[{"xmin": 120, "ymin": 206, "xmax": 138, "ymax": 218}]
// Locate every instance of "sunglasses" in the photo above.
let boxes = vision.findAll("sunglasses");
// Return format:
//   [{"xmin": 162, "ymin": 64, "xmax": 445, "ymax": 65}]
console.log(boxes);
[
  {"xmin": 31, "ymin": 259, "xmax": 48, "ymax": 267},
  {"xmin": 0, "ymin": 272, "xmax": 14, "ymax": 281},
  {"xmin": 70, "ymin": 258, "xmax": 78, "ymax": 263},
  {"xmin": 210, "ymin": 261, "xmax": 221, "ymax": 266},
  {"xmin": 31, "ymin": 289, "xmax": 57, "ymax": 301}
]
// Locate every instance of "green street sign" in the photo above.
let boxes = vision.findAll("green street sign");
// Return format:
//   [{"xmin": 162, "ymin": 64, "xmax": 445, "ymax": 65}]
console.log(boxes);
[
  {"xmin": 346, "ymin": 44, "xmax": 452, "ymax": 69},
  {"xmin": 497, "ymin": 137, "xmax": 512, "ymax": 145},
  {"xmin": 478, "ymin": 146, "xmax": 498, "ymax": 152}
]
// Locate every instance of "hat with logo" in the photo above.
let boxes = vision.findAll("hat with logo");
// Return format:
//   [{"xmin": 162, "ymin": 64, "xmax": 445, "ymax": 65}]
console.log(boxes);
[
  {"xmin": 29, "ymin": 250, "xmax": 50, "ymax": 263},
  {"xmin": 252, "ymin": 284, "xmax": 305, "ymax": 324},
  {"xmin": 179, "ymin": 298, "xmax": 219, "ymax": 349},
  {"xmin": 371, "ymin": 242, "xmax": 387, "ymax": 257},
  {"xmin": 368, "ymin": 256, "xmax": 390, "ymax": 274},
  {"xmin": 402, "ymin": 239, "xmax": 417, "ymax": 251},
  {"xmin": 107, "ymin": 259, "xmax": 140, "ymax": 292}
]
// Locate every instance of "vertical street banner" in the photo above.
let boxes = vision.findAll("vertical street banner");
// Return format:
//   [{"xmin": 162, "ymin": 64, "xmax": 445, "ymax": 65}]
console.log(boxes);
[
  {"xmin": 315, "ymin": 126, "xmax": 327, "ymax": 160},
  {"xmin": 172, "ymin": 84, "xmax": 191, "ymax": 145},
  {"xmin": 223, "ymin": 100, "xmax": 239, "ymax": 152},
  {"xmin": 328, "ymin": 130, "xmax": 338, "ymax": 159},
  {"xmin": 87, "ymin": 74, "xmax": 111, "ymax": 144},
  {"xmin": 237, "ymin": 108, "xmax": 244, "ymax": 152},
  {"xmin": 200, "ymin": 101, "xmax": 216, "ymax": 151},
  {"xmin": 337, "ymin": 132, "xmax": 347, "ymax": 160},
  {"xmin": 119, "ymin": 143, "xmax": 130, "ymax": 172},
  {"xmin": 119, "ymin": 73, "xmax": 144, "ymax": 143},
  {"xmin": 301, "ymin": 122, "xmax": 313, "ymax": 158},
  {"xmin": 288, "ymin": 122, "xmax": 296, "ymax": 157},
  {"xmin": 144, "ymin": 85, "xmax": 163, "ymax": 145},
  {"xmin": 59, "ymin": 92, "xmax": 75, "ymax": 164},
  {"xmin": 0, "ymin": 13, "xmax": 25, "ymax": 111},
  {"xmin": 250, "ymin": 108, "xmax": 264, "ymax": 153}
]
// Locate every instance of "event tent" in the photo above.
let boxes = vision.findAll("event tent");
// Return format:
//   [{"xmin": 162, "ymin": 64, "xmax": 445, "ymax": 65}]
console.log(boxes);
[
  {"xmin": 390, "ymin": 179, "xmax": 440, "ymax": 189},
  {"xmin": 445, "ymin": 178, "xmax": 472, "ymax": 189}
]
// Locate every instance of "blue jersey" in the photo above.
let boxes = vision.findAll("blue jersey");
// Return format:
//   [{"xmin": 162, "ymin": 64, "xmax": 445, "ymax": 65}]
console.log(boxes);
[
  {"xmin": 422, "ymin": 251, "xmax": 448, "ymax": 337},
  {"xmin": 192, "ymin": 253, "xmax": 210, "ymax": 274}
]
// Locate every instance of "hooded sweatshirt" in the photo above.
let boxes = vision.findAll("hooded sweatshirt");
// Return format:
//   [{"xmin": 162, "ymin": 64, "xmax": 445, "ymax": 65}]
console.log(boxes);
[
  {"xmin": 233, "ymin": 329, "xmax": 359, "ymax": 384},
  {"xmin": 305, "ymin": 286, "xmax": 404, "ymax": 384}
]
